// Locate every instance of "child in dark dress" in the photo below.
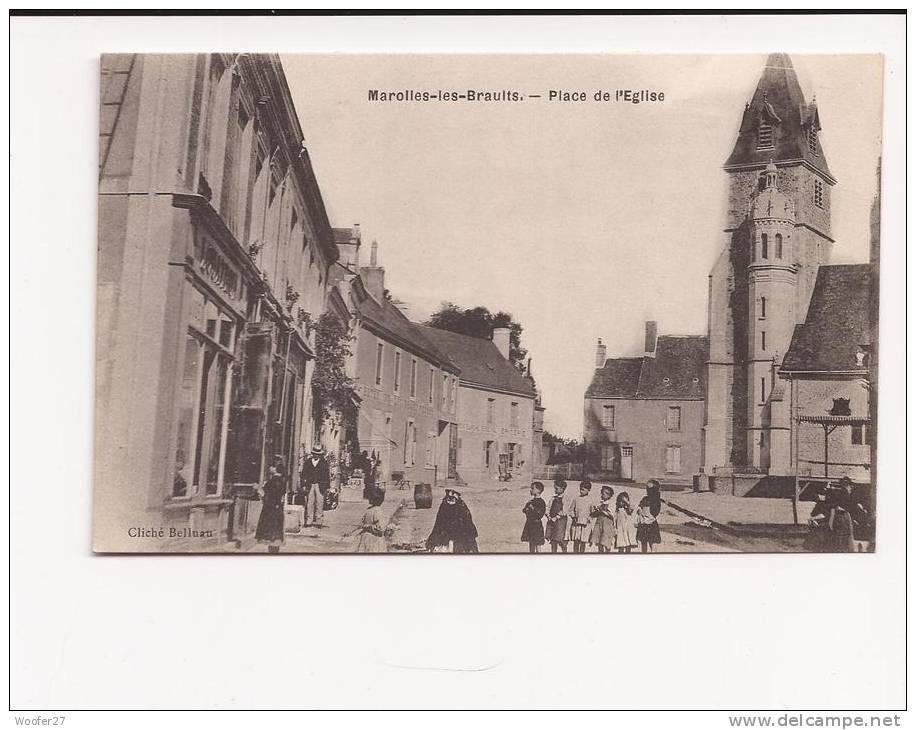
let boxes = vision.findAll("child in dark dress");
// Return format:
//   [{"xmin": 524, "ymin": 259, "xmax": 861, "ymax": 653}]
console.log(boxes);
[
  {"xmin": 544, "ymin": 478, "xmax": 570, "ymax": 553},
  {"xmin": 635, "ymin": 495, "xmax": 662, "ymax": 553},
  {"xmin": 521, "ymin": 481, "xmax": 547, "ymax": 553},
  {"xmin": 256, "ymin": 456, "xmax": 287, "ymax": 554}
]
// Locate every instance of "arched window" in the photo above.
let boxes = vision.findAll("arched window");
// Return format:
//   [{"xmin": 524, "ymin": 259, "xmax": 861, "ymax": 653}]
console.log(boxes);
[
  {"xmin": 775, "ymin": 233, "xmax": 783, "ymax": 258},
  {"xmin": 760, "ymin": 296, "xmax": 767, "ymax": 318},
  {"xmin": 761, "ymin": 233, "xmax": 769, "ymax": 260}
]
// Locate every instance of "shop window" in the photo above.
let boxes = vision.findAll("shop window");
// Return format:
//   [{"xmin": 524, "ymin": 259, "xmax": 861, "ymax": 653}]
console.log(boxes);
[
  {"xmin": 667, "ymin": 406, "xmax": 681, "ymax": 432},
  {"xmin": 665, "ymin": 445, "xmax": 682, "ymax": 473},
  {"xmin": 602, "ymin": 405, "xmax": 615, "ymax": 430},
  {"xmin": 172, "ymin": 288, "xmax": 237, "ymax": 499}
]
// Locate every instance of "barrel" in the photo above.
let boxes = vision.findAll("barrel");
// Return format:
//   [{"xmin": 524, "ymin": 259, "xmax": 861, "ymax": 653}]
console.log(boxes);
[{"xmin": 414, "ymin": 483, "xmax": 433, "ymax": 509}]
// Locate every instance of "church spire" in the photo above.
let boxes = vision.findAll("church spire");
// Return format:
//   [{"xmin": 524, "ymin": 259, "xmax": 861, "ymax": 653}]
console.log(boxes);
[{"xmin": 724, "ymin": 53, "xmax": 834, "ymax": 182}]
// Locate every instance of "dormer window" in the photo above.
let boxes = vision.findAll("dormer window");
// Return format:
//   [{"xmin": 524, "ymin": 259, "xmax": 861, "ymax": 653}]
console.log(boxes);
[
  {"xmin": 807, "ymin": 126, "xmax": 819, "ymax": 155},
  {"xmin": 757, "ymin": 122, "xmax": 774, "ymax": 150}
]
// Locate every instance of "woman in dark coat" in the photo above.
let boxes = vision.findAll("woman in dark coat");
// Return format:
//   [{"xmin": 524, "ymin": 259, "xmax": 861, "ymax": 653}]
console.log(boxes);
[
  {"xmin": 521, "ymin": 481, "xmax": 547, "ymax": 553},
  {"xmin": 427, "ymin": 489, "xmax": 479, "ymax": 553},
  {"xmin": 256, "ymin": 456, "xmax": 287, "ymax": 553}
]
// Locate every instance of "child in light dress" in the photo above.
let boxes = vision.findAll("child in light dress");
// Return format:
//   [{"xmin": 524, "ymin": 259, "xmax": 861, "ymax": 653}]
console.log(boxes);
[
  {"xmin": 567, "ymin": 479, "xmax": 594, "ymax": 553},
  {"xmin": 635, "ymin": 495, "xmax": 662, "ymax": 553},
  {"xmin": 589, "ymin": 485, "xmax": 615, "ymax": 553},
  {"xmin": 352, "ymin": 489, "xmax": 394, "ymax": 553},
  {"xmin": 614, "ymin": 491, "xmax": 637, "ymax": 553}
]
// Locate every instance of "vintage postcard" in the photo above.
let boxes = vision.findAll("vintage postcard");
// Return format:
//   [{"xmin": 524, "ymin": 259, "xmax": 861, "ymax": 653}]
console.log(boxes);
[{"xmin": 94, "ymin": 52, "xmax": 882, "ymax": 554}]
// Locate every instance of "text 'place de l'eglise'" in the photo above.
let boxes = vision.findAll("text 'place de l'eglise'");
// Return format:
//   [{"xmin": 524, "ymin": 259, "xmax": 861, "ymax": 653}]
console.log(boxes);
[{"xmin": 96, "ymin": 53, "xmax": 878, "ymax": 553}]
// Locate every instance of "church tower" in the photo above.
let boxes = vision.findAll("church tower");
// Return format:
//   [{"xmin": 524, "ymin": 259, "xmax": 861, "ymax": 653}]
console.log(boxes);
[{"xmin": 703, "ymin": 54, "xmax": 835, "ymax": 475}]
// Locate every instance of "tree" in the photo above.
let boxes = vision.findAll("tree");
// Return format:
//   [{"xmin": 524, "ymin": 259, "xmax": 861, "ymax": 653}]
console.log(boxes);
[
  {"xmin": 311, "ymin": 311, "xmax": 357, "ymax": 428},
  {"xmin": 426, "ymin": 302, "xmax": 529, "ymax": 370}
]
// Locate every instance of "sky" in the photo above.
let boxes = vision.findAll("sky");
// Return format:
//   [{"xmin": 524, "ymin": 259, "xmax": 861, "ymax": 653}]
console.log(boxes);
[{"xmin": 283, "ymin": 54, "xmax": 883, "ymax": 438}]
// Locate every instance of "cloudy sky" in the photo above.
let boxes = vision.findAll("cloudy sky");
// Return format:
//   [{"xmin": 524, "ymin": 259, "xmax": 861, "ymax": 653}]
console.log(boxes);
[{"xmin": 283, "ymin": 54, "xmax": 883, "ymax": 438}]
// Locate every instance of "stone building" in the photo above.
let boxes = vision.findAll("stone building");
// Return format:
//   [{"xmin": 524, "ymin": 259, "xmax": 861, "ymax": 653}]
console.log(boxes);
[
  {"xmin": 584, "ymin": 323, "xmax": 707, "ymax": 484},
  {"xmin": 96, "ymin": 54, "xmax": 339, "ymax": 550},
  {"xmin": 338, "ymin": 244, "xmax": 461, "ymax": 487},
  {"xmin": 703, "ymin": 53, "xmax": 838, "ymax": 478},
  {"xmin": 776, "ymin": 264, "xmax": 872, "ymax": 483},
  {"xmin": 419, "ymin": 326, "xmax": 538, "ymax": 485}
]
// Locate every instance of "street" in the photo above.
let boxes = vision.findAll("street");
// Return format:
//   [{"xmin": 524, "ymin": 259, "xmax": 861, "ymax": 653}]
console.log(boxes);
[{"xmin": 248, "ymin": 480, "xmax": 812, "ymax": 554}]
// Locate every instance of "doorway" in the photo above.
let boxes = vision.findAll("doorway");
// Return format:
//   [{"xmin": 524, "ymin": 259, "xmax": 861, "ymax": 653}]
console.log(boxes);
[{"xmin": 620, "ymin": 446, "xmax": 634, "ymax": 480}]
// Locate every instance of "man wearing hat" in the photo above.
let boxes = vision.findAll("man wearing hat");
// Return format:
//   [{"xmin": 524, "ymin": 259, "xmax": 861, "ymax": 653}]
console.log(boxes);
[{"xmin": 300, "ymin": 444, "xmax": 331, "ymax": 527}]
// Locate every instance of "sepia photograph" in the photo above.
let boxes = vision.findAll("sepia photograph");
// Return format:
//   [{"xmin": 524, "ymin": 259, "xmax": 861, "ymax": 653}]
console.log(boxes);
[{"xmin": 95, "ymin": 51, "xmax": 882, "ymax": 555}]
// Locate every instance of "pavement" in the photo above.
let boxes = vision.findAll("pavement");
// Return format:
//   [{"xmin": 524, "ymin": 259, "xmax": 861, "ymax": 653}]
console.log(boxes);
[{"xmin": 243, "ymin": 479, "xmax": 813, "ymax": 554}]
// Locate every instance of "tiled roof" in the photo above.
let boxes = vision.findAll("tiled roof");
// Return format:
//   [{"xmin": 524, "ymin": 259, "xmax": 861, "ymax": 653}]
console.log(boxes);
[
  {"xmin": 585, "ymin": 336, "xmax": 707, "ymax": 400},
  {"xmin": 355, "ymin": 293, "xmax": 459, "ymax": 373},
  {"xmin": 725, "ymin": 53, "xmax": 834, "ymax": 181},
  {"xmin": 780, "ymin": 264, "xmax": 871, "ymax": 373},
  {"xmin": 417, "ymin": 326, "xmax": 537, "ymax": 398}
]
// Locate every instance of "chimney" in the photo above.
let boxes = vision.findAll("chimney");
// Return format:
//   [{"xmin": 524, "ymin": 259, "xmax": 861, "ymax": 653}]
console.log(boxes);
[
  {"xmin": 352, "ymin": 223, "xmax": 361, "ymax": 268},
  {"xmin": 360, "ymin": 239, "xmax": 385, "ymax": 303},
  {"xmin": 644, "ymin": 321, "xmax": 658, "ymax": 358},
  {"xmin": 595, "ymin": 338, "xmax": 607, "ymax": 368},
  {"xmin": 492, "ymin": 327, "xmax": 511, "ymax": 360}
]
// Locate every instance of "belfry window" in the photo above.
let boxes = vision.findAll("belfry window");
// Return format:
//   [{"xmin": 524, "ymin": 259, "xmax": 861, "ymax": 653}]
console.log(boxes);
[
  {"xmin": 807, "ymin": 126, "xmax": 818, "ymax": 155},
  {"xmin": 761, "ymin": 233, "xmax": 768, "ymax": 260},
  {"xmin": 814, "ymin": 179, "xmax": 825, "ymax": 209},
  {"xmin": 775, "ymin": 233, "xmax": 783, "ymax": 259},
  {"xmin": 757, "ymin": 122, "xmax": 774, "ymax": 150}
]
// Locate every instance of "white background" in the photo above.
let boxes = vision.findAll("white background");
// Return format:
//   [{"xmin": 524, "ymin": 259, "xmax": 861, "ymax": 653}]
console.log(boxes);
[{"xmin": 7, "ymin": 12, "xmax": 908, "ymax": 717}]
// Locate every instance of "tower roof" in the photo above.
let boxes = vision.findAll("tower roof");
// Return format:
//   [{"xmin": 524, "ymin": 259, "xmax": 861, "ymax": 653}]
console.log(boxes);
[{"xmin": 725, "ymin": 53, "xmax": 834, "ymax": 181}]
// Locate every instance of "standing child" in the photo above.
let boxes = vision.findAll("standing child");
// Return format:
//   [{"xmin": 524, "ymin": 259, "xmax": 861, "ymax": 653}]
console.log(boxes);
[
  {"xmin": 589, "ymin": 486, "xmax": 615, "ymax": 553},
  {"xmin": 635, "ymin": 496, "xmax": 661, "ymax": 553},
  {"xmin": 521, "ymin": 481, "xmax": 547, "ymax": 553},
  {"xmin": 568, "ymin": 480, "xmax": 594, "ymax": 553},
  {"xmin": 544, "ymin": 479, "xmax": 570, "ymax": 553},
  {"xmin": 351, "ymin": 489, "xmax": 392, "ymax": 553},
  {"xmin": 614, "ymin": 491, "xmax": 637, "ymax": 554}
]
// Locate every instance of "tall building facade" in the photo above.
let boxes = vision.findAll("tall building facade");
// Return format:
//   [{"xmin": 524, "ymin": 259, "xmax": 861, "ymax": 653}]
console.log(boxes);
[
  {"xmin": 95, "ymin": 54, "xmax": 339, "ymax": 550},
  {"xmin": 703, "ymin": 53, "xmax": 835, "ymax": 476}
]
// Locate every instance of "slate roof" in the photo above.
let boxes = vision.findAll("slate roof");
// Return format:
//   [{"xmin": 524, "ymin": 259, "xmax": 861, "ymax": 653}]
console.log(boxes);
[
  {"xmin": 585, "ymin": 336, "xmax": 708, "ymax": 400},
  {"xmin": 725, "ymin": 53, "xmax": 834, "ymax": 181},
  {"xmin": 355, "ymin": 290, "xmax": 459, "ymax": 374},
  {"xmin": 416, "ymin": 326, "xmax": 537, "ymax": 398},
  {"xmin": 780, "ymin": 264, "xmax": 872, "ymax": 373}
]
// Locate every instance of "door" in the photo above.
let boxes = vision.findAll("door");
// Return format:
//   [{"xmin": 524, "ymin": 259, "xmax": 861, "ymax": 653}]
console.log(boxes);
[{"xmin": 620, "ymin": 446, "xmax": 634, "ymax": 480}]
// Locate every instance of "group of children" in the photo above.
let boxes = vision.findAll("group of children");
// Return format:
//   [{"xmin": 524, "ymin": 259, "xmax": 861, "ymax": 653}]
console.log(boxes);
[{"xmin": 522, "ymin": 478, "xmax": 662, "ymax": 554}]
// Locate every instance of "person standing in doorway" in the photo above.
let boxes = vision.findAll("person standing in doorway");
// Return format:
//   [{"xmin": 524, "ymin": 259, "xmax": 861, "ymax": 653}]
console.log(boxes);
[{"xmin": 301, "ymin": 445, "xmax": 330, "ymax": 528}]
